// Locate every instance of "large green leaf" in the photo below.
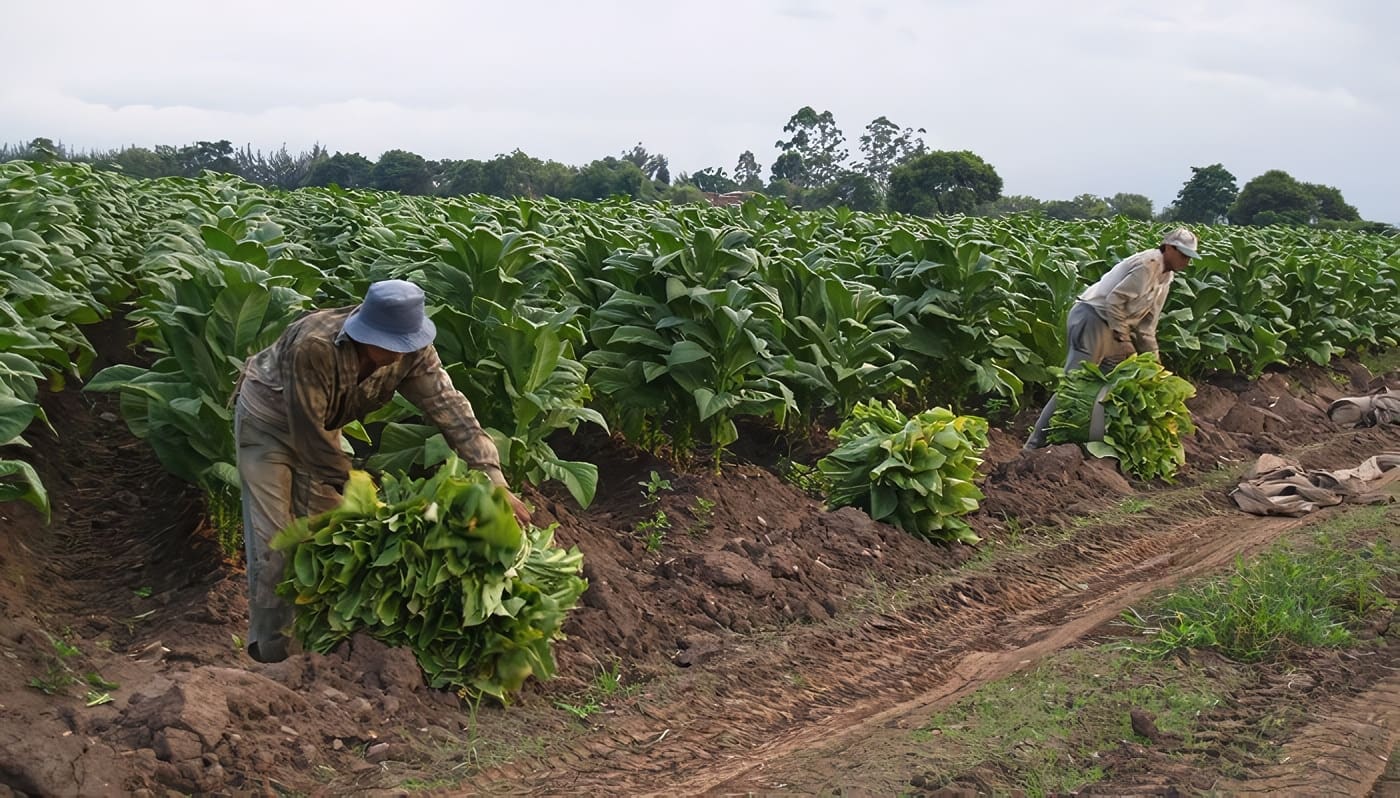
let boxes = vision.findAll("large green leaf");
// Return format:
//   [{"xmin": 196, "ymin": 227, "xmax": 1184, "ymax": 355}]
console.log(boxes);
[
  {"xmin": 0, "ymin": 458, "xmax": 48, "ymax": 521},
  {"xmin": 0, "ymin": 394, "xmax": 36, "ymax": 443}
]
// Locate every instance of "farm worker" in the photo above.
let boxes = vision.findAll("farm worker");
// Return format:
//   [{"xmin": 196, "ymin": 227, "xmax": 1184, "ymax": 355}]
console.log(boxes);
[
  {"xmin": 233, "ymin": 279, "xmax": 531, "ymax": 663},
  {"xmin": 1023, "ymin": 227, "xmax": 1201, "ymax": 450}
]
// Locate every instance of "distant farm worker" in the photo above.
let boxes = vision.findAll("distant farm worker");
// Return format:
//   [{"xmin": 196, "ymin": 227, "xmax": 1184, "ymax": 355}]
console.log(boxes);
[
  {"xmin": 233, "ymin": 279, "xmax": 531, "ymax": 663},
  {"xmin": 1023, "ymin": 227, "xmax": 1201, "ymax": 450}
]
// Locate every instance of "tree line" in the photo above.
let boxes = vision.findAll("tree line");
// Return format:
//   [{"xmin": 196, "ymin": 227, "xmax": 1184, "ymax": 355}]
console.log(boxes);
[{"xmin": 3, "ymin": 107, "xmax": 1388, "ymax": 233}]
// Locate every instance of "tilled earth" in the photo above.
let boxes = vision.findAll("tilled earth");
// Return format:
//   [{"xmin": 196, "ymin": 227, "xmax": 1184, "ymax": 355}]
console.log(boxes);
[{"xmin": 0, "ymin": 353, "xmax": 1397, "ymax": 796}]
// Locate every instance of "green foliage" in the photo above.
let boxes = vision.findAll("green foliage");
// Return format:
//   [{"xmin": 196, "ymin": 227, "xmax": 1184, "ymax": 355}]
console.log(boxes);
[
  {"xmin": 582, "ymin": 225, "xmax": 794, "ymax": 457},
  {"xmin": 572, "ymin": 157, "xmax": 647, "ymax": 201},
  {"xmin": 638, "ymin": 470, "xmax": 671, "ymax": 504},
  {"xmin": 620, "ymin": 142, "xmax": 669, "ymax": 185},
  {"xmin": 880, "ymin": 229, "xmax": 1044, "ymax": 405},
  {"xmin": 734, "ymin": 151, "xmax": 763, "ymax": 191},
  {"xmin": 1106, "ymin": 193, "xmax": 1153, "ymax": 222},
  {"xmin": 1304, "ymin": 182, "xmax": 1360, "ymax": 222},
  {"xmin": 302, "ymin": 152, "xmax": 373, "ymax": 189},
  {"xmin": 4, "ymin": 160, "xmax": 1400, "ymax": 525},
  {"xmin": 1125, "ymin": 529, "xmax": 1398, "ymax": 661},
  {"xmin": 1047, "ymin": 354, "xmax": 1195, "ymax": 482},
  {"xmin": 856, "ymin": 115, "xmax": 926, "ymax": 194},
  {"xmin": 634, "ymin": 509, "xmax": 670, "ymax": 552},
  {"xmin": 26, "ymin": 634, "xmax": 115, "ymax": 699},
  {"xmin": 272, "ymin": 460, "xmax": 588, "ymax": 701},
  {"xmin": 633, "ymin": 470, "xmax": 674, "ymax": 550},
  {"xmin": 687, "ymin": 496, "xmax": 717, "ymax": 536},
  {"xmin": 1170, "ymin": 163, "xmax": 1237, "ymax": 224},
  {"xmin": 773, "ymin": 106, "xmax": 849, "ymax": 188},
  {"xmin": 819, "ymin": 400, "xmax": 989, "ymax": 544},
  {"xmin": 380, "ymin": 221, "xmax": 606, "ymax": 507},
  {"xmin": 778, "ymin": 458, "xmax": 827, "ymax": 498},
  {"xmin": 85, "ymin": 201, "xmax": 321, "ymax": 548},
  {"xmin": 370, "ymin": 149, "xmax": 434, "ymax": 195},
  {"xmin": 887, "ymin": 150, "xmax": 1003, "ymax": 216},
  {"xmin": 764, "ymin": 259, "xmax": 913, "ymax": 420},
  {"xmin": 684, "ymin": 166, "xmax": 739, "ymax": 194},
  {"xmin": 1043, "ymin": 193, "xmax": 1110, "ymax": 221},
  {"xmin": 1158, "ymin": 231, "xmax": 1335, "ymax": 375},
  {"xmin": 1230, "ymin": 173, "xmax": 1360, "ymax": 227},
  {"xmin": 0, "ymin": 159, "xmax": 164, "ymax": 521}
]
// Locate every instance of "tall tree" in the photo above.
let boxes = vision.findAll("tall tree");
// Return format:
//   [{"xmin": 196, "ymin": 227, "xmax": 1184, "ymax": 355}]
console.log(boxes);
[
  {"xmin": 685, "ymin": 167, "xmax": 739, "ymax": 194},
  {"xmin": 106, "ymin": 146, "xmax": 173, "ymax": 178},
  {"xmin": 476, "ymin": 150, "xmax": 575, "ymax": 198},
  {"xmin": 438, "ymin": 158, "xmax": 487, "ymax": 196},
  {"xmin": 1171, "ymin": 164, "xmax": 1238, "ymax": 224},
  {"xmin": 977, "ymin": 195, "xmax": 1044, "ymax": 216},
  {"xmin": 1304, "ymin": 182, "xmax": 1360, "ymax": 222},
  {"xmin": 370, "ymin": 149, "xmax": 434, "ymax": 195},
  {"xmin": 734, "ymin": 150, "xmax": 763, "ymax": 190},
  {"xmin": 571, "ymin": 156, "xmax": 645, "ymax": 200},
  {"xmin": 805, "ymin": 170, "xmax": 881, "ymax": 212},
  {"xmin": 1229, "ymin": 169, "xmax": 1313, "ymax": 226},
  {"xmin": 774, "ymin": 106, "xmax": 848, "ymax": 187},
  {"xmin": 857, "ymin": 116, "xmax": 926, "ymax": 193},
  {"xmin": 620, "ymin": 142, "xmax": 670, "ymax": 184},
  {"xmin": 769, "ymin": 151, "xmax": 806, "ymax": 186},
  {"xmin": 1043, "ymin": 193, "xmax": 1111, "ymax": 221},
  {"xmin": 235, "ymin": 143, "xmax": 323, "ymax": 189},
  {"xmin": 887, "ymin": 150, "xmax": 1002, "ymax": 217},
  {"xmin": 302, "ymin": 152, "xmax": 373, "ymax": 189},
  {"xmin": 177, "ymin": 140, "xmax": 237, "ymax": 176},
  {"xmin": 1107, "ymin": 192, "xmax": 1154, "ymax": 221}
]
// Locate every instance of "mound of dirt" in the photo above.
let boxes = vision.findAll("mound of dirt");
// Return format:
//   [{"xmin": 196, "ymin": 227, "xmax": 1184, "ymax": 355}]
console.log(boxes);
[
  {"xmin": 531, "ymin": 443, "xmax": 971, "ymax": 683},
  {"xmin": 1, "ymin": 343, "xmax": 1395, "ymax": 795}
]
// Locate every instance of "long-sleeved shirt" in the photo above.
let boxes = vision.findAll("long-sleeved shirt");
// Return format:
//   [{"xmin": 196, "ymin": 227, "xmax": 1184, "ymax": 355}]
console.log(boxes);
[
  {"xmin": 237, "ymin": 307, "xmax": 506, "ymax": 487},
  {"xmin": 1076, "ymin": 248, "xmax": 1174, "ymax": 354}
]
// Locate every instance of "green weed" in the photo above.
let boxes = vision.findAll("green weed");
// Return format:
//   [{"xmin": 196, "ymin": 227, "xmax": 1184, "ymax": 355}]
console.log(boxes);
[{"xmin": 1124, "ymin": 522, "xmax": 1397, "ymax": 661}]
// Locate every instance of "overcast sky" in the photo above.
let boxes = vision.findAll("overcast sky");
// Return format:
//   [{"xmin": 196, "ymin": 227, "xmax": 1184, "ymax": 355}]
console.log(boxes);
[{"xmin": 6, "ymin": 0, "xmax": 1398, "ymax": 222}]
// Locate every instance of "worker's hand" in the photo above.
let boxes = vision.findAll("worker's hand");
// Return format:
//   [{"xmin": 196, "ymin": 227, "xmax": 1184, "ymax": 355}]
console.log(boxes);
[
  {"xmin": 1102, "ymin": 342, "xmax": 1136, "ymax": 371},
  {"xmin": 505, "ymin": 490, "xmax": 532, "ymax": 527}
]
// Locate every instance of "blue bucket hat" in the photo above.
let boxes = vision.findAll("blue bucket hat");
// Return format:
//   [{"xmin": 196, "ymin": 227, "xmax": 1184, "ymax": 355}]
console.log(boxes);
[{"xmin": 342, "ymin": 280, "xmax": 437, "ymax": 353}]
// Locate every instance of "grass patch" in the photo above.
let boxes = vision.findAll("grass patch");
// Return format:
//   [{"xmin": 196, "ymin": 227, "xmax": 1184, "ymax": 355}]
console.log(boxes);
[
  {"xmin": 906, "ymin": 501, "xmax": 1395, "ymax": 796},
  {"xmin": 1123, "ymin": 506, "xmax": 1398, "ymax": 662},
  {"xmin": 913, "ymin": 648, "xmax": 1232, "ymax": 797},
  {"xmin": 1118, "ymin": 497, "xmax": 1153, "ymax": 514},
  {"xmin": 553, "ymin": 657, "xmax": 641, "ymax": 721},
  {"xmin": 1357, "ymin": 347, "xmax": 1400, "ymax": 377}
]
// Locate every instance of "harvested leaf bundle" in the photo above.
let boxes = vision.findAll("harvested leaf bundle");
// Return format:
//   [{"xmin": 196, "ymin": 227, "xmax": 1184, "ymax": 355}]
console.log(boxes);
[
  {"xmin": 1048, "ymin": 353, "xmax": 1196, "ymax": 482},
  {"xmin": 272, "ymin": 457, "xmax": 587, "ymax": 701},
  {"xmin": 819, "ymin": 400, "xmax": 989, "ymax": 544}
]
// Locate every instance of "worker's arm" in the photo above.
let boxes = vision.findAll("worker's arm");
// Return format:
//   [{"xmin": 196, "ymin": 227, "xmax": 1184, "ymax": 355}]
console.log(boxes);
[{"xmin": 399, "ymin": 347, "xmax": 531, "ymax": 524}]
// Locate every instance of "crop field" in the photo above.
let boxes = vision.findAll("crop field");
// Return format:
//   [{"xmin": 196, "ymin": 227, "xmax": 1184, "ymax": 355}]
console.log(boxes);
[{"xmin": 1, "ymin": 160, "xmax": 1398, "ymax": 795}]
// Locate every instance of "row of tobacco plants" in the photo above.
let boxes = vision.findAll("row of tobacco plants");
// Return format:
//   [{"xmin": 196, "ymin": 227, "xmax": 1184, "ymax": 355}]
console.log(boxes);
[{"xmin": 2, "ymin": 160, "xmax": 1398, "ymax": 538}]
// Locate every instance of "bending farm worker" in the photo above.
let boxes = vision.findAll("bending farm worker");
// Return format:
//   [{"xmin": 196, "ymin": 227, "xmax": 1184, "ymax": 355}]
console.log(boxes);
[
  {"xmin": 1023, "ymin": 227, "xmax": 1201, "ymax": 450},
  {"xmin": 233, "ymin": 279, "xmax": 531, "ymax": 663}
]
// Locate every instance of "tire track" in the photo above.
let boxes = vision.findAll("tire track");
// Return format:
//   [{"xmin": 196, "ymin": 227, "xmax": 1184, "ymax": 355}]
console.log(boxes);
[
  {"xmin": 471, "ymin": 491, "xmax": 1349, "ymax": 794},
  {"xmin": 1222, "ymin": 674, "xmax": 1400, "ymax": 797}
]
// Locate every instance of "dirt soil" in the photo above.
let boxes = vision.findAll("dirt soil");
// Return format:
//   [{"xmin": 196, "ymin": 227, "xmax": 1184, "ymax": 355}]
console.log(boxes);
[{"xmin": 1, "ymin": 346, "xmax": 1397, "ymax": 796}]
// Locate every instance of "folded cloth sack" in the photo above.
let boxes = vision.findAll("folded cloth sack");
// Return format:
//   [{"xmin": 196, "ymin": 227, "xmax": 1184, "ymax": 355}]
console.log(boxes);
[
  {"xmin": 1231, "ymin": 452, "xmax": 1400, "ymax": 517},
  {"xmin": 1327, "ymin": 388, "xmax": 1400, "ymax": 427}
]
